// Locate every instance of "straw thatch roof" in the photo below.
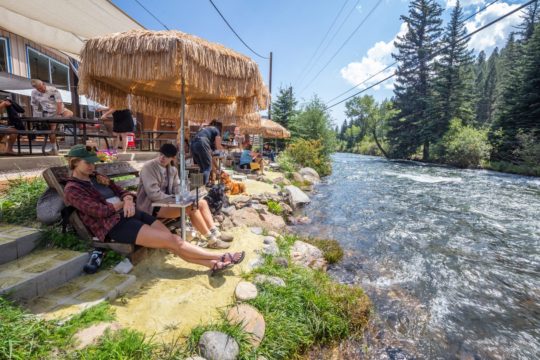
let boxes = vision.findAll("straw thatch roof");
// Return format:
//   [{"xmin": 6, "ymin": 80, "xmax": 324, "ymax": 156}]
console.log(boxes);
[
  {"xmin": 79, "ymin": 30, "xmax": 269, "ymax": 119},
  {"xmin": 243, "ymin": 118, "xmax": 291, "ymax": 139}
]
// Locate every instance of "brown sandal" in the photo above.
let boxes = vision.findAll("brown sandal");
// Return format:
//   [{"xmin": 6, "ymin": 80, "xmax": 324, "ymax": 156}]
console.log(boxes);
[
  {"xmin": 211, "ymin": 261, "xmax": 232, "ymax": 276},
  {"xmin": 221, "ymin": 251, "xmax": 245, "ymax": 265}
]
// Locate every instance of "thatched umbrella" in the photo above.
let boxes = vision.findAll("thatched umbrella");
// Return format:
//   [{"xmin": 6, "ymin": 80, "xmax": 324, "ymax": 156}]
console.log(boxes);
[
  {"xmin": 79, "ymin": 29, "xmax": 268, "ymax": 239},
  {"xmin": 243, "ymin": 118, "xmax": 291, "ymax": 139}
]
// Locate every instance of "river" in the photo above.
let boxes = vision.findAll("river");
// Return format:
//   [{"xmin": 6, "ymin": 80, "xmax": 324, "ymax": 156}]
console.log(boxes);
[{"xmin": 295, "ymin": 153, "xmax": 540, "ymax": 359}]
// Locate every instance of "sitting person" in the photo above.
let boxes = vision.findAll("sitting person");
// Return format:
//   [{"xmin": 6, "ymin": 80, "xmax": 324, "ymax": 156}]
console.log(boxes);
[
  {"xmin": 239, "ymin": 144, "xmax": 265, "ymax": 174},
  {"xmin": 137, "ymin": 144, "xmax": 233, "ymax": 249},
  {"xmin": 262, "ymin": 143, "xmax": 276, "ymax": 162},
  {"xmin": 0, "ymin": 97, "xmax": 25, "ymax": 155},
  {"xmin": 63, "ymin": 145, "xmax": 243, "ymax": 275}
]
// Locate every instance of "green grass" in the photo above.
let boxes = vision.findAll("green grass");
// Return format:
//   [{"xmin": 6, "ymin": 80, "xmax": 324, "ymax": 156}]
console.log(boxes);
[
  {"xmin": 300, "ymin": 237, "xmax": 344, "ymax": 264},
  {"xmin": 0, "ymin": 177, "xmax": 47, "ymax": 225},
  {"xmin": 73, "ymin": 329, "xmax": 156, "ymax": 360},
  {"xmin": 41, "ymin": 227, "xmax": 89, "ymax": 252},
  {"xmin": 487, "ymin": 161, "xmax": 540, "ymax": 177},
  {"xmin": 266, "ymin": 200, "xmax": 283, "ymax": 216},
  {"xmin": 0, "ymin": 298, "xmax": 117, "ymax": 360}
]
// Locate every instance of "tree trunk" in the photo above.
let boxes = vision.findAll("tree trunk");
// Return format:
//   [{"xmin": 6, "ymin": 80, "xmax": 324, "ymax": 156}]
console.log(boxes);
[
  {"xmin": 423, "ymin": 140, "xmax": 430, "ymax": 161},
  {"xmin": 372, "ymin": 129, "xmax": 389, "ymax": 158}
]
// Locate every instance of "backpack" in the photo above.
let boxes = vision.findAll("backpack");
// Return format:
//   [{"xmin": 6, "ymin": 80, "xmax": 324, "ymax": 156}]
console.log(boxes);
[
  {"xmin": 204, "ymin": 184, "xmax": 228, "ymax": 215},
  {"xmin": 36, "ymin": 187, "xmax": 75, "ymax": 233}
]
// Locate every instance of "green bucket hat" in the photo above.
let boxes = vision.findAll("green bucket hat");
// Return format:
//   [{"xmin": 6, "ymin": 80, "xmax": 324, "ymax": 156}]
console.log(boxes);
[{"xmin": 65, "ymin": 145, "xmax": 100, "ymax": 163}]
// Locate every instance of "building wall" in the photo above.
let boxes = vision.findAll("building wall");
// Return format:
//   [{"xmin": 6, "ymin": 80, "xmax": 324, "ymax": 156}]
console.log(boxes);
[{"xmin": 0, "ymin": 27, "xmax": 70, "ymax": 78}]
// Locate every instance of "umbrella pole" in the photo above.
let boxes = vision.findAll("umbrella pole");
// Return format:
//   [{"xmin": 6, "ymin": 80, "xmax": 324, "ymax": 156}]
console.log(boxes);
[{"xmin": 179, "ymin": 78, "xmax": 187, "ymax": 242}]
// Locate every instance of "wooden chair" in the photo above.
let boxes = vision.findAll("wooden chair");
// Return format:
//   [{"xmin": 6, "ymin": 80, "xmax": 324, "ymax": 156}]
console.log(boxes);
[{"xmin": 42, "ymin": 161, "xmax": 148, "ymax": 263}]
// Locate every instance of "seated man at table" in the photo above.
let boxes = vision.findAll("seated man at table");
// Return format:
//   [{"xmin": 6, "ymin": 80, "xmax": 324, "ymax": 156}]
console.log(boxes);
[
  {"xmin": 136, "ymin": 143, "xmax": 234, "ymax": 249},
  {"xmin": 239, "ymin": 144, "xmax": 265, "ymax": 174},
  {"xmin": 262, "ymin": 143, "xmax": 276, "ymax": 162},
  {"xmin": 30, "ymin": 79, "xmax": 73, "ymax": 155}
]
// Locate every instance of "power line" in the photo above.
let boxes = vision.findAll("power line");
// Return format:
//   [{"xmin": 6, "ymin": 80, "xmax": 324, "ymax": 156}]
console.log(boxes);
[
  {"xmin": 133, "ymin": 0, "xmax": 170, "ymax": 30},
  {"xmin": 294, "ymin": 0, "xmax": 351, "ymax": 88},
  {"xmin": 299, "ymin": 0, "xmax": 384, "ymax": 96},
  {"xmin": 325, "ymin": 0, "xmax": 505, "ymax": 107},
  {"xmin": 325, "ymin": 0, "xmax": 535, "ymax": 110},
  {"xmin": 208, "ymin": 0, "xmax": 269, "ymax": 59}
]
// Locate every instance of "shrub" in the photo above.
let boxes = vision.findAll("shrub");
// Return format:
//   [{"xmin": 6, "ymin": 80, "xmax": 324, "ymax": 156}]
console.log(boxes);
[
  {"xmin": 266, "ymin": 200, "xmax": 283, "ymax": 215},
  {"xmin": 284, "ymin": 139, "xmax": 332, "ymax": 177},
  {"xmin": 513, "ymin": 130, "xmax": 540, "ymax": 167},
  {"xmin": 437, "ymin": 119, "xmax": 492, "ymax": 168},
  {"xmin": 0, "ymin": 177, "xmax": 47, "ymax": 225},
  {"xmin": 276, "ymin": 151, "xmax": 297, "ymax": 176}
]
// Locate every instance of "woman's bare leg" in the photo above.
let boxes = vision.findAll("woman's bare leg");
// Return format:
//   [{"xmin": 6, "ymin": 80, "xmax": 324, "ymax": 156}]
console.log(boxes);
[
  {"xmin": 113, "ymin": 132, "xmax": 119, "ymax": 150},
  {"xmin": 120, "ymin": 132, "xmax": 129, "ymax": 153},
  {"xmin": 196, "ymin": 200, "xmax": 215, "ymax": 230}
]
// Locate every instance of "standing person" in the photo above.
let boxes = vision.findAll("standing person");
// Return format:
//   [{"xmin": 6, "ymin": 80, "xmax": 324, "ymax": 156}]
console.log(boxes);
[
  {"xmin": 136, "ymin": 143, "xmax": 234, "ymax": 249},
  {"xmin": 63, "ymin": 144, "xmax": 245, "ymax": 275},
  {"xmin": 0, "ymin": 97, "xmax": 25, "ymax": 155},
  {"xmin": 190, "ymin": 122, "xmax": 223, "ymax": 185},
  {"xmin": 30, "ymin": 79, "xmax": 73, "ymax": 155},
  {"xmin": 100, "ymin": 108, "xmax": 134, "ymax": 153}
]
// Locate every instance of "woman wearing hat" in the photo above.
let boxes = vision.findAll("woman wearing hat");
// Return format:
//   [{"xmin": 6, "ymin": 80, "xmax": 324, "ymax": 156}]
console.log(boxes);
[{"xmin": 63, "ymin": 145, "xmax": 244, "ymax": 275}]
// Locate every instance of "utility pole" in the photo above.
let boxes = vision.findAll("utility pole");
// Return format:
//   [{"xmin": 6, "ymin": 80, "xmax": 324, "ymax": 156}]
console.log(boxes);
[{"xmin": 268, "ymin": 51, "xmax": 273, "ymax": 119}]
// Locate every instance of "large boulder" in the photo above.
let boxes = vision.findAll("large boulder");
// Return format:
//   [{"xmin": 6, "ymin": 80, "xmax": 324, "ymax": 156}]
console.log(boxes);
[
  {"xmin": 227, "ymin": 304, "xmax": 266, "ymax": 347},
  {"xmin": 291, "ymin": 240, "xmax": 327, "ymax": 271},
  {"xmin": 284, "ymin": 185, "xmax": 311, "ymax": 209},
  {"xmin": 299, "ymin": 167, "xmax": 320, "ymax": 184},
  {"xmin": 199, "ymin": 331, "xmax": 239, "ymax": 360},
  {"xmin": 233, "ymin": 207, "xmax": 286, "ymax": 232},
  {"xmin": 292, "ymin": 172, "xmax": 304, "ymax": 183}
]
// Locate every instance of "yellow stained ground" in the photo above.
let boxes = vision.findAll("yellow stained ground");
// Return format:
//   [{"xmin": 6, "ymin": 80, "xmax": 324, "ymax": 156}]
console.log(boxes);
[
  {"xmin": 110, "ymin": 226, "xmax": 264, "ymax": 343},
  {"xmin": 242, "ymin": 179, "xmax": 278, "ymax": 196}
]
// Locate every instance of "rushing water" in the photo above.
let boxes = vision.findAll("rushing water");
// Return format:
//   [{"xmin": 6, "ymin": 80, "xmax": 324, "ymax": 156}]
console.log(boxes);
[{"xmin": 296, "ymin": 153, "xmax": 540, "ymax": 360}]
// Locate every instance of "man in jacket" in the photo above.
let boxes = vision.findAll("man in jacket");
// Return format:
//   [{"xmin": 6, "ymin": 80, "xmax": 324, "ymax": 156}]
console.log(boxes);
[{"xmin": 136, "ymin": 143, "xmax": 234, "ymax": 249}]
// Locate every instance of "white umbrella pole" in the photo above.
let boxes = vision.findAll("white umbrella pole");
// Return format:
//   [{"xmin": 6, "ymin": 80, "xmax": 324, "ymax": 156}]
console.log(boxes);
[{"xmin": 180, "ymin": 79, "xmax": 187, "ymax": 242}]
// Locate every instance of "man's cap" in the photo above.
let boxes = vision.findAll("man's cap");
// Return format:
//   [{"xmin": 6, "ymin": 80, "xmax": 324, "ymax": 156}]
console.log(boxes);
[{"xmin": 65, "ymin": 145, "xmax": 100, "ymax": 163}]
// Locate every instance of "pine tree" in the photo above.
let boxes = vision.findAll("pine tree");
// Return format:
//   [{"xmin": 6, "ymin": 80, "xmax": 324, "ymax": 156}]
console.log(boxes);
[
  {"xmin": 517, "ymin": 0, "xmax": 539, "ymax": 41},
  {"xmin": 432, "ymin": 0, "xmax": 474, "ymax": 137},
  {"xmin": 271, "ymin": 86, "xmax": 297, "ymax": 128},
  {"xmin": 474, "ymin": 51, "xmax": 488, "ymax": 124},
  {"xmin": 388, "ymin": 0, "xmax": 443, "ymax": 160},
  {"xmin": 483, "ymin": 49, "xmax": 499, "ymax": 124}
]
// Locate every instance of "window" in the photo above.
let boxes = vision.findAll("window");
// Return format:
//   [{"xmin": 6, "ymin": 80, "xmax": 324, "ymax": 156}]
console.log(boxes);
[
  {"xmin": 27, "ymin": 47, "xmax": 69, "ymax": 89},
  {"xmin": 0, "ymin": 37, "xmax": 9, "ymax": 73}
]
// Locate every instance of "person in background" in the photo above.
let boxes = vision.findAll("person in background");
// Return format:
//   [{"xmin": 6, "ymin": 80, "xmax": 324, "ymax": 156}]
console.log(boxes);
[
  {"xmin": 0, "ymin": 97, "xmax": 25, "ymax": 155},
  {"xmin": 239, "ymin": 144, "xmax": 265, "ymax": 174},
  {"xmin": 63, "ymin": 144, "xmax": 244, "ymax": 275},
  {"xmin": 262, "ymin": 143, "xmax": 276, "ymax": 162},
  {"xmin": 100, "ymin": 108, "xmax": 134, "ymax": 153},
  {"xmin": 136, "ymin": 144, "xmax": 234, "ymax": 249},
  {"xmin": 30, "ymin": 79, "xmax": 73, "ymax": 155},
  {"xmin": 190, "ymin": 121, "xmax": 223, "ymax": 185}
]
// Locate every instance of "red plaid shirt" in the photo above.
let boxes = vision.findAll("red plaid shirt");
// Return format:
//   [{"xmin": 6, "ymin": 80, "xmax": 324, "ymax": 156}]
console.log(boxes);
[{"xmin": 64, "ymin": 175, "xmax": 133, "ymax": 241}]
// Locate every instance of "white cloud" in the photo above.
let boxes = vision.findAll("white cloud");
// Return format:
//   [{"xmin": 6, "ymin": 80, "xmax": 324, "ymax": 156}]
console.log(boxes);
[
  {"xmin": 446, "ymin": 0, "xmax": 484, "ymax": 8},
  {"xmin": 340, "ymin": 23, "xmax": 407, "ymax": 91},
  {"xmin": 465, "ymin": 2, "xmax": 522, "ymax": 52}
]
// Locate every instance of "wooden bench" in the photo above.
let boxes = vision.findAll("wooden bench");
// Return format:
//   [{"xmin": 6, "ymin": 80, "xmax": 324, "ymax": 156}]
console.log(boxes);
[{"xmin": 42, "ymin": 161, "xmax": 148, "ymax": 262}]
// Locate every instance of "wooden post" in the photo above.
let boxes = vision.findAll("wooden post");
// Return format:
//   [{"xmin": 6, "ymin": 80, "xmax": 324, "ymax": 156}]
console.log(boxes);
[{"xmin": 69, "ymin": 60, "xmax": 80, "ymax": 117}]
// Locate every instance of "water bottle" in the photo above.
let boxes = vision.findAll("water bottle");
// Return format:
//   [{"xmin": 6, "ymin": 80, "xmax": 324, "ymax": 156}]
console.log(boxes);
[
  {"xmin": 175, "ymin": 179, "xmax": 181, "ymax": 204},
  {"xmin": 83, "ymin": 250, "xmax": 104, "ymax": 274}
]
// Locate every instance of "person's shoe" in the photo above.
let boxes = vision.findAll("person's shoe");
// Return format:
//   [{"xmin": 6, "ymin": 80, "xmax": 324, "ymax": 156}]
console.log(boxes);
[
  {"xmin": 219, "ymin": 232, "xmax": 234, "ymax": 242},
  {"xmin": 48, "ymin": 147, "xmax": 59, "ymax": 156},
  {"xmin": 207, "ymin": 238, "xmax": 231, "ymax": 249}
]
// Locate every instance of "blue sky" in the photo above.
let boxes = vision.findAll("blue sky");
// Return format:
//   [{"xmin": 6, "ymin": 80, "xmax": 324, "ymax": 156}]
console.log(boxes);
[{"xmin": 111, "ymin": 0, "xmax": 524, "ymax": 126}]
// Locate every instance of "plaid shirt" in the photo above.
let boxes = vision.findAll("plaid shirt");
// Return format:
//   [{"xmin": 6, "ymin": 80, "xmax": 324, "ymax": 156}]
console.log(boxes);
[{"xmin": 64, "ymin": 175, "xmax": 132, "ymax": 241}]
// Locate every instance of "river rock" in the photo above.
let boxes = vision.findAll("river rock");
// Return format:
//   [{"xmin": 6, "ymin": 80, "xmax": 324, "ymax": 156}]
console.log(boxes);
[
  {"xmin": 254, "ymin": 275, "xmax": 286, "ymax": 287},
  {"xmin": 263, "ymin": 236, "xmax": 276, "ymax": 245},
  {"xmin": 36, "ymin": 188, "xmax": 65, "ymax": 225},
  {"xmin": 233, "ymin": 208, "xmax": 286, "ymax": 232},
  {"xmin": 292, "ymin": 172, "xmax": 304, "ymax": 183},
  {"xmin": 291, "ymin": 240, "xmax": 327, "ymax": 271},
  {"xmin": 221, "ymin": 206, "xmax": 236, "ymax": 217},
  {"xmin": 284, "ymin": 185, "xmax": 311, "ymax": 209},
  {"xmin": 299, "ymin": 167, "xmax": 320, "ymax": 184},
  {"xmin": 251, "ymin": 227, "xmax": 263, "ymax": 235},
  {"xmin": 229, "ymin": 195, "xmax": 251, "ymax": 205},
  {"xmin": 296, "ymin": 216, "xmax": 312, "ymax": 225},
  {"xmin": 268, "ymin": 231, "xmax": 280, "ymax": 238},
  {"xmin": 220, "ymin": 216, "xmax": 234, "ymax": 231},
  {"xmin": 185, "ymin": 357, "xmax": 206, "ymax": 360},
  {"xmin": 214, "ymin": 214, "xmax": 225, "ymax": 223},
  {"xmin": 199, "ymin": 331, "xmax": 239, "ymax": 360},
  {"xmin": 273, "ymin": 257, "xmax": 289, "ymax": 268},
  {"xmin": 73, "ymin": 322, "xmax": 121, "ymax": 350},
  {"xmin": 262, "ymin": 243, "xmax": 279, "ymax": 256},
  {"xmin": 227, "ymin": 304, "xmax": 265, "ymax": 347},
  {"xmin": 272, "ymin": 176, "xmax": 284, "ymax": 184},
  {"xmin": 235, "ymin": 281, "xmax": 258, "ymax": 301},
  {"xmin": 279, "ymin": 202, "xmax": 293, "ymax": 215},
  {"xmin": 247, "ymin": 256, "xmax": 265, "ymax": 271}
]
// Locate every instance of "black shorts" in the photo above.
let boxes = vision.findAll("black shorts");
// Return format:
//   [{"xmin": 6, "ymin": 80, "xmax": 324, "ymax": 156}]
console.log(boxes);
[{"xmin": 107, "ymin": 210, "xmax": 157, "ymax": 244}]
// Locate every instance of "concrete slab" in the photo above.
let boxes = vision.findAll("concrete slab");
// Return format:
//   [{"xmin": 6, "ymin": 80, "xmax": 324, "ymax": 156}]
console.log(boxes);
[
  {"xmin": 26, "ymin": 271, "xmax": 136, "ymax": 320},
  {"xmin": 0, "ymin": 224, "xmax": 41, "ymax": 265},
  {"xmin": 0, "ymin": 248, "xmax": 89, "ymax": 302}
]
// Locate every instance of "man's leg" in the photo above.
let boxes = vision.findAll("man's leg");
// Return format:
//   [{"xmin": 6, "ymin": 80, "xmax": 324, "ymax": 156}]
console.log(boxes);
[
  {"xmin": 49, "ymin": 123, "xmax": 58, "ymax": 155},
  {"xmin": 6, "ymin": 129, "xmax": 17, "ymax": 154}
]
